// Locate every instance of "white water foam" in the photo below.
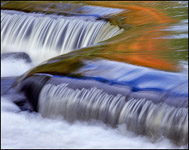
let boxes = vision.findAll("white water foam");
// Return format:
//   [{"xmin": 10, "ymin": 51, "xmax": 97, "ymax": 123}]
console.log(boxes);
[
  {"xmin": 1, "ymin": 57, "xmax": 34, "ymax": 77},
  {"xmin": 1, "ymin": 97, "xmax": 185, "ymax": 149}
]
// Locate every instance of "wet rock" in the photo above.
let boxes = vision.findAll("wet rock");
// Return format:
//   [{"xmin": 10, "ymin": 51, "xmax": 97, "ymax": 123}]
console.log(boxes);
[
  {"xmin": 1, "ymin": 76, "xmax": 33, "ymax": 112},
  {"xmin": 18, "ymin": 74, "xmax": 51, "ymax": 111},
  {"xmin": 1, "ymin": 52, "xmax": 32, "ymax": 63},
  {"xmin": 1, "ymin": 76, "xmax": 17, "ymax": 95}
]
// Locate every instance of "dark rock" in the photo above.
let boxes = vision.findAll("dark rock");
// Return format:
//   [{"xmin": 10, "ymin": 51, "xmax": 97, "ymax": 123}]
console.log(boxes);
[
  {"xmin": 1, "ymin": 76, "xmax": 17, "ymax": 95},
  {"xmin": 1, "ymin": 76, "xmax": 33, "ymax": 111},
  {"xmin": 18, "ymin": 74, "xmax": 51, "ymax": 111}
]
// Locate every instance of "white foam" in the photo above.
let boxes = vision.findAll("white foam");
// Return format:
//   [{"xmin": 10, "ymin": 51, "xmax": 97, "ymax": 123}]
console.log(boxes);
[
  {"xmin": 1, "ymin": 96, "xmax": 185, "ymax": 149},
  {"xmin": 1, "ymin": 57, "xmax": 34, "ymax": 77}
]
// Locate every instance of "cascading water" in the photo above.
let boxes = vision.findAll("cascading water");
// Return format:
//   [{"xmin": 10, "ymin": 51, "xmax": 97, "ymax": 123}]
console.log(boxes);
[
  {"xmin": 1, "ymin": 10, "xmax": 124, "ymax": 62},
  {"xmin": 38, "ymin": 82, "xmax": 187, "ymax": 144}
]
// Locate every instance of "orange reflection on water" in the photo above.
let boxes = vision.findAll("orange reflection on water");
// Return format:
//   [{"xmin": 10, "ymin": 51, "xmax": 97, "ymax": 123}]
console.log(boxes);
[{"xmin": 86, "ymin": 1, "xmax": 181, "ymax": 72}]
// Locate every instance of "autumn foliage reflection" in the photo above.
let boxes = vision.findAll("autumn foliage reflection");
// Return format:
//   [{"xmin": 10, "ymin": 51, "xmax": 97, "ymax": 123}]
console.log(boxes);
[{"xmin": 86, "ymin": 1, "xmax": 180, "ymax": 71}]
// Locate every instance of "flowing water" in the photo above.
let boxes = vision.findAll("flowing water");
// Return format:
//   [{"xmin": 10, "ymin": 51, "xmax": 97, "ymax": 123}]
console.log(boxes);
[
  {"xmin": 1, "ymin": 1, "xmax": 188, "ymax": 149},
  {"xmin": 1, "ymin": 60, "xmax": 186, "ymax": 149},
  {"xmin": 1, "ymin": 10, "xmax": 123, "ymax": 63}
]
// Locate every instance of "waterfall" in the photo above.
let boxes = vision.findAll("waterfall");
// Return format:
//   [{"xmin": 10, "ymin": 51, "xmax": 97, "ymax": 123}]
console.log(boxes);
[
  {"xmin": 38, "ymin": 82, "xmax": 188, "ymax": 144},
  {"xmin": 1, "ymin": 10, "xmax": 124, "ymax": 62}
]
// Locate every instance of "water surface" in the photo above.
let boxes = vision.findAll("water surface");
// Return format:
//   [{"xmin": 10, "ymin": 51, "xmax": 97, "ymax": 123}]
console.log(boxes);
[{"xmin": 1, "ymin": 1, "xmax": 188, "ymax": 149}]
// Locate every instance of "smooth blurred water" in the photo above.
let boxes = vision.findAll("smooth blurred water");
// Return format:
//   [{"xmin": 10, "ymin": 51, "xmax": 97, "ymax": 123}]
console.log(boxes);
[
  {"xmin": 2, "ymin": 100, "xmax": 183, "ymax": 149},
  {"xmin": 1, "ymin": 10, "xmax": 123, "ymax": 64},
  {"xmin": 1, "ymin": 1, "xmax": 188, "ymax": 149},
  {"xmin": 1, "ymin": 41, "xmax": 187, "ymax": 150}
]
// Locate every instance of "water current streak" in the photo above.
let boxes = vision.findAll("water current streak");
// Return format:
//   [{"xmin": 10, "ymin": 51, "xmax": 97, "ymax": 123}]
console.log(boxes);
[
  {"xmin": 39, "ymin": 83, "xmax": 188, "ymax": 144},
  {"xmin": 1, "ymin": 10, "xmax": 123, "ymax": 60}
]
